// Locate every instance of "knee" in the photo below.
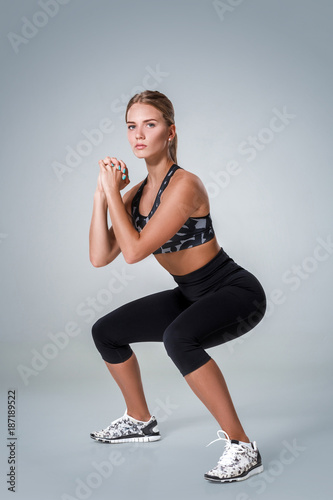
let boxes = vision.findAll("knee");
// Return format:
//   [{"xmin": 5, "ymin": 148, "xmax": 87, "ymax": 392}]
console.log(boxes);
[
  {"xmin": 91, "ymin": 315, "xmax": 117, "ymax": 349},
  {"xmin": 163, "ymin": 326, "xmax": 208, "ymax": 377},
  {"xmin": 91, "ymin": 315, "xmax": 132, "ymax": 364},
  {"xmin": 163, "ymin": 325, "xmax": 193, "ymax": 361},
  {"xmin": 163, "ymin": 326, "xmax": 178, "ymax": 359},
  {"xmin": 91, "ymin": 317, "xmax": 104, "ymax": 345}
]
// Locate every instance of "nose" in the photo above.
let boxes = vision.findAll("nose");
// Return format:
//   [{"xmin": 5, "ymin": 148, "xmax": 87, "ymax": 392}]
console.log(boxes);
[{"xmin": 135, "ymin": 126, "xmax": 145, "ymax": 140}]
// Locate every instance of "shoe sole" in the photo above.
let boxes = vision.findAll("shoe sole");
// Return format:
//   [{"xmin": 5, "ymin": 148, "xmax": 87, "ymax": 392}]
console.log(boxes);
[
  {"xmin": 90, "ymin": 434, "xmax": 161, "ymax": 444},
  {"xmin": 204, "ymin": 464, "xmax": 264, "ymax": 483}
]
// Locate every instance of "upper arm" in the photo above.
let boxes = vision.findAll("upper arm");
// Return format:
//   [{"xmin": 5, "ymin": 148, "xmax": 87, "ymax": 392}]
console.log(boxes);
[{"xmin": 129, "ymin": 173, "xmax": 207, "ymax": 262}]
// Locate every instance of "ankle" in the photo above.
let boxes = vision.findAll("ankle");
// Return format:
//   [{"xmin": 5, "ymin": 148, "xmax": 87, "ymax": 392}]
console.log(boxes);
[
  {"xmin": 225, "ymin": 431, "xmax": 250, "ymax": 443},
  {"xmin": 126, "ymin": 411, "xmax": 151, "ymax": 422},
  {"xmin": 234, "ymin": 435, "xmax": 250, "ymax": 443}
]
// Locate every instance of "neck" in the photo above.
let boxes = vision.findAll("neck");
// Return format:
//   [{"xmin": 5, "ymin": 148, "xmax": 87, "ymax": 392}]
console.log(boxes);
[{"xmin": 144, "ymin": 156, "xmax": 175, "ymax": 187}]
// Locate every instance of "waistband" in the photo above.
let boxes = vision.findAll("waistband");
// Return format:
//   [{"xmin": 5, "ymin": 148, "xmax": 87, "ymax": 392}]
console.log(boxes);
[
  {"xmin": 170, "ymin": 247, "xmax": 267, "ymax": 305},
  {"xmin": 170, "ymin": 248, "xmax": 243, "ymax": 302}
]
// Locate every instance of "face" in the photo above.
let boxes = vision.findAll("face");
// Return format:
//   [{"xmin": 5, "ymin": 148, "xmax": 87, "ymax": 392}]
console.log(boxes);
[{"xmin": 126, "ymin": 103, "xmax": 175, "ymax": 161}]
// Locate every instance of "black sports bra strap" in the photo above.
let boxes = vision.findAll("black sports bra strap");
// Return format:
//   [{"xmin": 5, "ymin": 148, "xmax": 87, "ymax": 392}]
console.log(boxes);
[
  {"xmin": 133, "ymin": 163, "xmax": 181, "ymax": 221},
  {"xmin": 151, "ymin": 164, "xmax": 181, "ymax": 215}
]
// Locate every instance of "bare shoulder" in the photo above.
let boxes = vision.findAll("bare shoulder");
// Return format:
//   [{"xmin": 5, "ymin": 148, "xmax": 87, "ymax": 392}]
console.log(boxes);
[
  {"xmin": 167, "ymin": 167, "xmax": 210, "ymax": 214},
  {"xmin": 170, "ymin": 167, "xmax": 208, "ymax": 199},
  {"xmin": 173, "ymin": 167, "xmax": 206, "ymax": 188}
]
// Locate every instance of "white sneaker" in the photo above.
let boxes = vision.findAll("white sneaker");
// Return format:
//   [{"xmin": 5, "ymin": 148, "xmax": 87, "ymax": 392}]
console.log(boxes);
[
  {"xmin": 204, "ymin": 429, "xmax": 263, "ymax": 482},
  {"xmin": 90, "ymin": 411, "xmax": 161, "ymax": 443}
]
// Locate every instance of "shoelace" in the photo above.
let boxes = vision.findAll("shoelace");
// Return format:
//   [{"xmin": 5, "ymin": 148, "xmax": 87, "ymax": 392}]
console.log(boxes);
[
  {"xmin": 206, "ymin": 429, "xmax": 247, "ymax": 466},
  {"xmin": 102, "ymin": 414, "xmax": 130, "ymax": 432}
]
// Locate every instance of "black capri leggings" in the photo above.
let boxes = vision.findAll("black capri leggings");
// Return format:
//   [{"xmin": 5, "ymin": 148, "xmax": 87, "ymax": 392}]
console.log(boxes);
[{"xmin": 92, "ymin": 248, "xmax": 267, "ymax": 377}]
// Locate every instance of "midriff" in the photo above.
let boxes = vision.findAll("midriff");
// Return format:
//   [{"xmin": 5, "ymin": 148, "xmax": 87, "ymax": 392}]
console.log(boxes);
[{"xmin": 154, "ymin": 236, "xmax": 221, "ymax": 276}]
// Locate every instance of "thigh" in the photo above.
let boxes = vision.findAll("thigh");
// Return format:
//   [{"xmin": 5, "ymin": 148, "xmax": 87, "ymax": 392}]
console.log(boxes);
[
  {"xmin": 94, "ymin": 287, "xmax": 191, "ymax": 345},
  {"xmin": 168, "ymin": 280, "xmax": 266, "ymax": 349}
]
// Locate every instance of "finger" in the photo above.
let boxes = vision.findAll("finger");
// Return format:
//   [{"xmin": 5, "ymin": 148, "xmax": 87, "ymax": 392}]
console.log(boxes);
[
  {"xmin": 118, "ymin": 161, "xmax": 127, "ymax": 181},
  {"xmin": 103, "ymin": 156, "xmax": 113, "ymax": 166},
  {"xmin": 118, "ymin": 159, "xmax": 128, "ymax": 175},
  {"xmin": 105, "ymin": 162, "xmax": 112, "ymax": 172},
  {"xmin": 110, "ymin": 157, "xmax": 120, "ymax": 169},
  {"xmin": 98, "ymin": 160, "xmax": 107, "ymax": 171},
  {"xmin": 99, "ymin": 161, "xmax": 111, "ymax": 173}
]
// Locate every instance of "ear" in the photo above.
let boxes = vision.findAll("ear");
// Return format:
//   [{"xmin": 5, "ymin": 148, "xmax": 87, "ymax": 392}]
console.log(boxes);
[{"xmin": 168, "ymin": 124, "xmax": 176, "ymax": 141}]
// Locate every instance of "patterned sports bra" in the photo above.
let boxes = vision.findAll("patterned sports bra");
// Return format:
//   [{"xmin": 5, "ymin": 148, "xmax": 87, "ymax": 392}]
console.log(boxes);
[{"xmin": 131, "ymin": 163, "xmax": 215, "ymax": 254}]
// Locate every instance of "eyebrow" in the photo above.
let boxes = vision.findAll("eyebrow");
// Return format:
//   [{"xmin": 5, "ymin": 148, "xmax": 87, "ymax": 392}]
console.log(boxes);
[{"xmin": 126, "ymin": 118, "xmax": 158, "ymax": 124}]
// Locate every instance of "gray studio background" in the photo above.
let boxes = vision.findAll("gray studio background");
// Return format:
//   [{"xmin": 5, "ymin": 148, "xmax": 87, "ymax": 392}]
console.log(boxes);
[{"xmin": 1, "ymin": 1, "xmax": 332, "ymax": 499}]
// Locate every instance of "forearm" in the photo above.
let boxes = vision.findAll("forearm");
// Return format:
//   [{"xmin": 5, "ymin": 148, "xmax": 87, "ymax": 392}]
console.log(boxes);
[
  {"xmin": 89, "ymin": 191, "xmax": 115, "ymax": 266},
  {"xmin": 105, "ymin": 189, "xmax": 140, "ymax": 264}
]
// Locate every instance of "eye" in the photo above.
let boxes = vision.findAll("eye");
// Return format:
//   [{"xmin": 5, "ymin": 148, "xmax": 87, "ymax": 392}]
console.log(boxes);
[
  {"xmin": 147, "ymin": 123, "xmax": 155, "ymax": 128},
  {"xmin": 127, "ymin": 125, "xmax": 135, "ymax": 130}
]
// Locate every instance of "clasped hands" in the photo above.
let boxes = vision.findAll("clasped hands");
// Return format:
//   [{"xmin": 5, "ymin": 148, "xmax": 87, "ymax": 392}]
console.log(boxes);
[{"xmin": 97, "ymin": 156, "xmax": 130, "ymax": 195}]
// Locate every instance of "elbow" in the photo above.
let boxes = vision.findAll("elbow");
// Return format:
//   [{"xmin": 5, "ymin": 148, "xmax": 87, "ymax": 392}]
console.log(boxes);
[
  {"xmin": 90, "ymin": 258, "xmax": 105, "ymax": 268},
  {"xmin": 122, "ymin": 252, "xmax": 138, "ymax": 265},
  {"xmin": 122, "ymin": 248, "xmax": 143, "ymax": 265},
  {"xmin": 89, "ymin": 253, "xmax": 107, "ymax": 268},
  {"xmin": 121, "ymin": 238, "xmax": 148, "ymax": 265}
]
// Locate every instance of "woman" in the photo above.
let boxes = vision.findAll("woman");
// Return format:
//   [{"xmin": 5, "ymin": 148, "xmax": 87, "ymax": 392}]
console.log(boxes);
[{"xmin": 89, "ymin": 90, "xmax": 267, "ymax": 483}]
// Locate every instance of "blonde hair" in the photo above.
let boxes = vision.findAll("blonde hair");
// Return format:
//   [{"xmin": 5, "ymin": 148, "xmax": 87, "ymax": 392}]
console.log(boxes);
[{"xmin": 125, "ymin": 90, "xmax": 178, "ymax": 164}]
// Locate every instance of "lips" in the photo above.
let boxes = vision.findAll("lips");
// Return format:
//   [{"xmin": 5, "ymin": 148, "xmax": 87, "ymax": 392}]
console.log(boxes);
[{"xmin": 135, "ymin": 144, "xmax": 147, "ymax": 149}]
